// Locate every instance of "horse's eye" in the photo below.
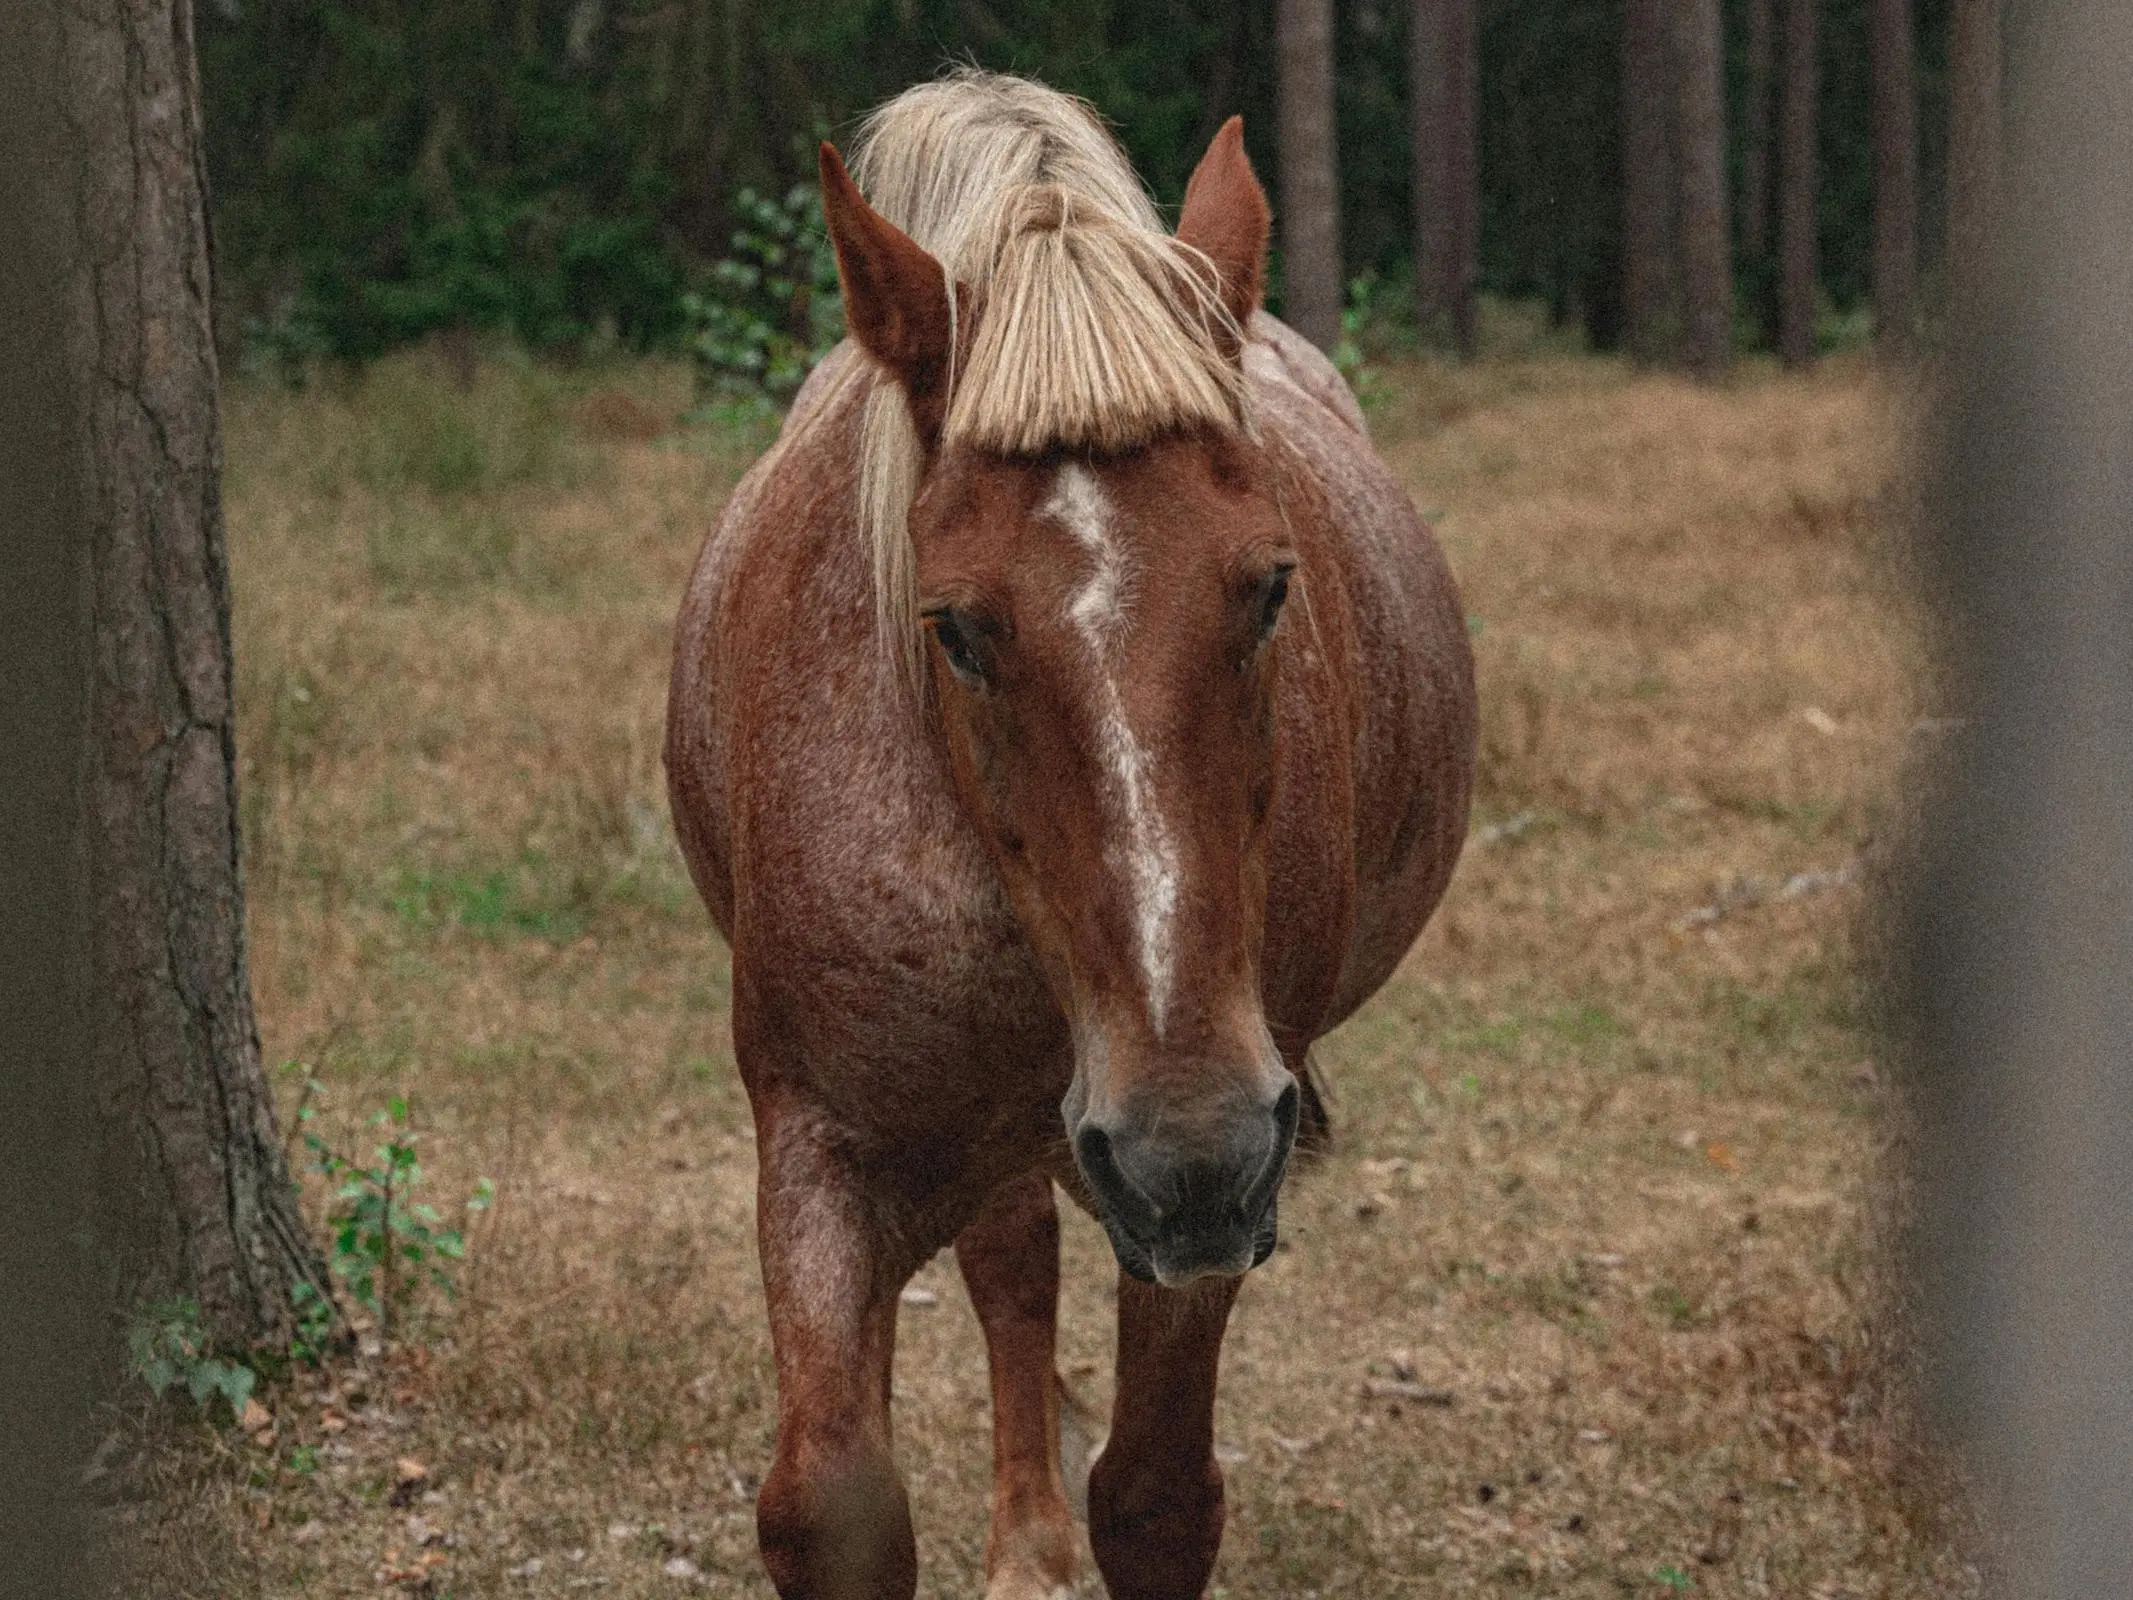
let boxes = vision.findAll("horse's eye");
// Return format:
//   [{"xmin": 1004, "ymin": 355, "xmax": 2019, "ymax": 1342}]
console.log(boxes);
[
  {"xmin": 1256, "ymin": 562, "xmax": 1296, "ymax": 642},
  {"xmin": 925, "ymin": 609, "xmax": 989, "ymax": 687}
]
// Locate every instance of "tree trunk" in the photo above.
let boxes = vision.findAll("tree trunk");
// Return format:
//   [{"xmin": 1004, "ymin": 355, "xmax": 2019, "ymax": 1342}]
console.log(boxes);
[
  {"xmin": 1870, "ymin": 0, "xmax": 1918, "ymax": 353},
  {"xmin": 1914, "ymin": 4, "xmax": 2133, "ymax": 1587},
  {"xmin": 1742, "ymin": 0, "xmax": 1774, "ymax": 262},
  {"xmin": 1276, "ymin": 0, "xmax": 1344, "ymax": 353},
  {"xmin": 1411, "ymin": 0, "xmax": 1478, "ymax": 357},
  {"xmin": 1621, "ymin": 0, "xmax": 1676, "ymax": 364},
  {"xmin": 1671, "ymin": 0, "xmax": 1733, "ymax": 381},
  {"xmin": 62, "ymin": 0, "xmax": 330, "ymax": 1352},
  {"xmin": 1946, "ymin": 0, "xmax": 2001, "ymax": 316},
  {"xmin": 1777, "ymin": 0, "xmax": 1820, "ymax": 367},
  {"xmin": 4, "ymin": 2, "xmax": 103, "ymax": 1588}
]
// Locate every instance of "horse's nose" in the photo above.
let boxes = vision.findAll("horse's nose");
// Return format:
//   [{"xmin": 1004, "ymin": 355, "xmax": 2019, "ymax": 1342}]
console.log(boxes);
[{"xmin": 1073, "ymin": 1076, "xmax": 1300, "ymax": 1287}]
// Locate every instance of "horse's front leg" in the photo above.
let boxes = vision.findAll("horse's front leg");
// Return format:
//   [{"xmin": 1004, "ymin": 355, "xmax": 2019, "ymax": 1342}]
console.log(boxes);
[
  {"xmin": 752, "ymin": 1105, "xmax": 917, "ymax": 1600},
  {"xmin": 955, "ymin": 1171, "xmax": 1079, "ymax": 1599},
  {"xmin": 1087, "ymin": 1275, "xmax": 1242, "ymax": 1600}
]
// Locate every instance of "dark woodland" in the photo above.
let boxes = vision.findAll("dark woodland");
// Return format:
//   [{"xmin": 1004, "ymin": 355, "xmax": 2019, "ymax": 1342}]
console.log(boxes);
[{"xmin": 199, "ymin": 0, "xmax": 1960, "ymax": 365}]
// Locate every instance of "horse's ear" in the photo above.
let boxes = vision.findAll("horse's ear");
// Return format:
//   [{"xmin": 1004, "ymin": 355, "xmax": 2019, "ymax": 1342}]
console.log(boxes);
[
  {"xmin": 819, "ymin": 141, "xmax": 955, "ymax": 444},
  {"xmin": 1176, "ymin": 116, "xmax": 1270, "ymax": 354}
]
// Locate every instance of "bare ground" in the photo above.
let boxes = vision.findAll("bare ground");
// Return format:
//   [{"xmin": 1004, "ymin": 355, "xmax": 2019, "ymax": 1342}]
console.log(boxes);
[{"xmin": 120, "ymin": 343, "xmax": 1979, "ymax": 1598}]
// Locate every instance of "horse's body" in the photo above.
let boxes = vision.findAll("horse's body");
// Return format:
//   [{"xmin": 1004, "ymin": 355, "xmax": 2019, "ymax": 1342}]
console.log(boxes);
[{"xmin": 666, "ymin": 73, "xmax": 1474, "ymax": 1600}]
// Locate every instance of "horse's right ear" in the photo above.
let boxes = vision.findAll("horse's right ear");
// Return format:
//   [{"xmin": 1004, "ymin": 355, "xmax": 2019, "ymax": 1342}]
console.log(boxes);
[
  {"xmin": 1176, "ymin": 116, "xmax": 1270, "ymax": 357},
  {"xmin": 819, "ymin": 141, "xmax": 955, "ymax": 445}
]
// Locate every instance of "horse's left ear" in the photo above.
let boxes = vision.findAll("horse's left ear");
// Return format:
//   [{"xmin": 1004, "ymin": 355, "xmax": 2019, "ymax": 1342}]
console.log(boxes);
[
  {"xmin": 1176, "ymin": 116, "xmax": 1270, "ymax": 355},
  {"xmin": 819, "ymin": 141, "xmax": 957, "ymax": 445}
]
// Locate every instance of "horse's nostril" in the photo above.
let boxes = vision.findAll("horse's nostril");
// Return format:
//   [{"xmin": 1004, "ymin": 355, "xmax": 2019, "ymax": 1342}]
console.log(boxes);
[
  {"xmin": 1074, "ymin": 1122, "xmax": 1114, "ymax": 1183},
  {"xmin": 1271, "ymin": 1078, "xmax": 1300, "ymax": 1143},
  {"xmin": 1075, "ymin": 1122, "xmax": 1157, "ymax": 1230}
]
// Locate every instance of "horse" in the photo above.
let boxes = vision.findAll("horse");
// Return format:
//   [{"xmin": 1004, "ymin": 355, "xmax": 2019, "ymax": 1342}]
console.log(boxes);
[{"xmin": 665, "ymin": 71, "xmax": 1475, "ymax": 1600}]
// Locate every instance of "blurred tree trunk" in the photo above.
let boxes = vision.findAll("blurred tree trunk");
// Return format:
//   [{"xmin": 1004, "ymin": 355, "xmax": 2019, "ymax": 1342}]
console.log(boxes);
[
  {"xmin": 1777, "ymin": 0, "xmax": 1819, "ymax": 367},
  {"xmin": 1870, "ymin": 0, "xmax": 1918, "ymax": 353},
  {"xmin": 63, "ymin": 0, "xmax": 330, "ymax": 1351},
  {"xmin": 1947, "ymin": 0, "xmax": 2001, "ymax": 314},
  {"xmin": 1914, "ymin": 6, "xmax": 2133, "ymax": 1588},
  {"xmin": 1742, "ymin": 0, "xmax": 1774, "ymax": 262},
  {"xmin": 1276, "ymin": 0, "xmax": 1343, "ymax": 352},
  {"xmin": 1671, "ymin": 0, "xmax": 1732, "ymax": 380},
  {"xmin": 1411, "ymin": 0, "xmax": 1477, "ymax": 357},
  {"xmin": 1621, "ymin": 0, "xmax": 1676, "ymax": 364}
]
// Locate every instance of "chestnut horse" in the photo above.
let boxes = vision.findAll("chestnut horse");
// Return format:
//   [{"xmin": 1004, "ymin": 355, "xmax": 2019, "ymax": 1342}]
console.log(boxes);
[{"xmin": 666, "ymin": 72, "xmax": 1474, "ymax": 1600}]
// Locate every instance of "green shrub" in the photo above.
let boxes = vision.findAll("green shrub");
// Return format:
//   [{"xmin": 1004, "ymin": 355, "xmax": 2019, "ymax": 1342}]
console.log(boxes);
[
  {"xmin": 682, "ymin": 185, "xmax": 844, "ymax": 415},
  {"xmin": 300, "ymin": 1092, "xmax": 493, "ymax": 1352}
]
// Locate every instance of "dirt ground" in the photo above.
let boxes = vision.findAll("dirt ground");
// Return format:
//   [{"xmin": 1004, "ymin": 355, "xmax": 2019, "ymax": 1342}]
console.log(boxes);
[{"xmin": 125, "ymin": 338, "xmax": 1980, "ymax": 1597}]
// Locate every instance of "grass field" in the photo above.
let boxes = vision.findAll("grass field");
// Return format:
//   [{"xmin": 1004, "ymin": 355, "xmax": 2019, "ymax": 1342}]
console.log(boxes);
[{"xmin": 133, "ymin": 338, "xmax": 1979, "ymax": 1597}]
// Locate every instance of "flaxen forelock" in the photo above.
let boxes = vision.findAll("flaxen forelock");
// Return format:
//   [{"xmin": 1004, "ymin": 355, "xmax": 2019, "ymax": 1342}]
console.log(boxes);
[{"xmin": 846, "ymin": 70, "xmax": 1247, "ymax": 697}]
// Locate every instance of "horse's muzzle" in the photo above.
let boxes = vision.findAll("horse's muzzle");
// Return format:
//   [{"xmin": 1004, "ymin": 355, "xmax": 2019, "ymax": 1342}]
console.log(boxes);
[{"xmin": 1072, "ymin": 1076, "xmax": 1300, "ymax": 1287}]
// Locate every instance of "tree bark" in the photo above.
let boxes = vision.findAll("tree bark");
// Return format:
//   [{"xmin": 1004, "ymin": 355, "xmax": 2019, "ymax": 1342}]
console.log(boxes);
[
  {"xmin": 1742, "ymin": 0, "xmax": 1775, "ymax": 262},
  {"xmin": 1777, "ymin": 0, "xmax": 1820, "ymax": 367},
  {"xmin": 1620, "ymin": 0, "xmax": 1676, "ymax": 364},
  {"xmin": 1276, "ymin": 0, "xmax": 1343, "ymax": 353},
  {"xmin": 1946, "ymin": 0, "xmax": 2001, "ymax": 316},
  {"xmin": 1914, "ymin": 5, "xmax": 2133, "ymax": 1589},
  {"xmin": 61, "ymin": 0, "xmax": 330, "ymax": 1351},
  {"xmin": 1411, "ymin": 0, "xmax": 1478, "ymax": 357},
  {"xmin": 1869, "ymin": 0, "xmax": 1918, "ymax": 353},
  {"xmin": 1671, "ymin": 0, "xmax": 1733, "ymax": 381}
]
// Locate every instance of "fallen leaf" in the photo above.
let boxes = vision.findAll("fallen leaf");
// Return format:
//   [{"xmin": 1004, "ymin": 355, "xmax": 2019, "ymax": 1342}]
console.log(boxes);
[
  {"xmin": 390, "ymin": 1457, "xmax": 429, "ymax": 1508},
  {"xmin": 1705, "ymin": 1142, "xmax": 1739, "ymax": 1171}
]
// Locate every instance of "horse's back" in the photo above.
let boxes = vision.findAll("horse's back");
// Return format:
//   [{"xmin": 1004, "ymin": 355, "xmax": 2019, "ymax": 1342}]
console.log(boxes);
[{"xmin": 1244, "ymin": 317, "xmax": 1476, "ymax": 1027}]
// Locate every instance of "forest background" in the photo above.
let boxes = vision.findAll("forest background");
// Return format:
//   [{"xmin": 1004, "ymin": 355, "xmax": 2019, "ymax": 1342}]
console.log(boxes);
[{"xmin": 199, "ymin": 0, "xmax": 1959, "ymax": 376}]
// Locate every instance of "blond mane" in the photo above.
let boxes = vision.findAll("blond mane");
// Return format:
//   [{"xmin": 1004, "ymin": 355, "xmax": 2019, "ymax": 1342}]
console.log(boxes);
[{"xmin": 843, "ymin": 70, "xmax": 1248, "ymax": 695}]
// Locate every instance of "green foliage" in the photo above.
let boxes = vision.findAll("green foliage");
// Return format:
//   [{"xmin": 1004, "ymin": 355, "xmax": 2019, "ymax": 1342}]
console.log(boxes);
[
  {"xmin": 127, "ymin": 1298, "xmax": 257, "ymax": 1420},
  {"xmin": 1333, "ymin": 270, "xmax": 1405, "ymax": 411},
  {"xmin": 682, "ymin": 185, "xmax": 844, "ymax": 413},
  {"xmin": 300, "ymin": 1093, "xmax": 493, "ymax": 1349},
  {"xmin": 288, "ymin": 1279, "xmax": 337, "ymax": 1367}
]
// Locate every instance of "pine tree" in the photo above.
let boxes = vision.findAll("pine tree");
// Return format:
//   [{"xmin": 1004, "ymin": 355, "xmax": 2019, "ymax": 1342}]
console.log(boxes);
[
  {"xmin": 1411, "ymin": 0, "xmax": 1478, "ymax": 356},
  {"xmin": 1621, "ymin": 0, "xmax": 1678, "ymax": 364},
  {"xmin": 1276, "ymin": 0, "xmax": 1344, "ymax": 352},
  {"xmin": 1672, "ymin": 0, "xmax": 1733, "ymax": 380},
  {"xmin": 1777, "ymin": 0, "xmax": 1820, "ymax": 367}
]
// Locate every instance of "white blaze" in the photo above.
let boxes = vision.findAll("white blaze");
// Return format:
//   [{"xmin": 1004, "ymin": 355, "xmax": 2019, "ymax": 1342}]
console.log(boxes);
[{"xmin": 1044, "ymin": 464, "xmax": 1181, "ymax": 1035}]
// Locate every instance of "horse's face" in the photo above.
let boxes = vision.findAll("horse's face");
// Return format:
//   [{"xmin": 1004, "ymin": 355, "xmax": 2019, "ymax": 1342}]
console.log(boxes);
[
  {"xmin": 819, "ymin": 116, "xmax": 1289, "ymax": 1284},
  {"xmin": 910, "ymin": 434, "xmax": 1301, "ymax": 1284}
]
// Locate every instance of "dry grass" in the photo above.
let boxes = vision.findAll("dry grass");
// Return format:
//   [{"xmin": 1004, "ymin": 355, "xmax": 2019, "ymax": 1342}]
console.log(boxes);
[{"xmin": 125, "ymin": 341, "xmax": 1977, "ymax": 1598}]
